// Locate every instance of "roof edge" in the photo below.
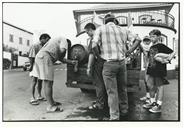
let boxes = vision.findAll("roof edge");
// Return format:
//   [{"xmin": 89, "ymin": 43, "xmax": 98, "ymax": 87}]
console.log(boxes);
[
  {"xmin": 73, "ymin": 3, "xmax": 174, "ymax": 13},
  {"xmin": 3, "ymin": 21, "xmax": 33, "ymax": 35}
]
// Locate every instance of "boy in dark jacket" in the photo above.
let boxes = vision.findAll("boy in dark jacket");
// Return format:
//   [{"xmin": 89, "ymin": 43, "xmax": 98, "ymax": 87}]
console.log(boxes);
[{"xmin": 143, "ymin": 29, "xmax": 175, "ymax": 113}]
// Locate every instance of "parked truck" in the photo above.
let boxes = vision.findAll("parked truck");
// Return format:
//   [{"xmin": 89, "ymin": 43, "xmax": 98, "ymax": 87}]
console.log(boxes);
[{"xmin": 65, "ymin": 32, "xmax": 142, "ymax": 92}]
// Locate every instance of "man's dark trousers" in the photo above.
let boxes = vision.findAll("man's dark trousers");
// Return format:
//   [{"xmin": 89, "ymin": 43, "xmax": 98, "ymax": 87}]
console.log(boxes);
[{"xmin": 93, "ymin": 57, "xmax": 107, "ymax": 109}]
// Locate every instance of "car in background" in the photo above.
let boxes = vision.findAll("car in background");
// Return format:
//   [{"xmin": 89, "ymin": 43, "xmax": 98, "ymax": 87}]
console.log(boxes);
[
  {"xmin": 22, "ymin": 62, "xmax": 30, "ymax": 71},
  {"xmin": 3, "ymin": 58, "xmax": 11, "ymax": 70}
]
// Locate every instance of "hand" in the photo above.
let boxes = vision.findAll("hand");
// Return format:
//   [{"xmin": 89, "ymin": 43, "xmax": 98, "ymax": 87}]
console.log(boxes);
[
  {"xmin": 71, "ymin": 60, "xmax": 78, "ymax": 65},
  {"xmin": 161, "ymin": 59, "xmax": 170, "ymax": 64},
  {"xmin": 87, "ymin": 67, "xmax": 92, "ymax": 77},
  {"xmin": 73, "ymin": 60, "xmax": 78, "ymax": 72},
  {"xmin": 125, "ymin": 51, "xmax": 131, "ymax": 57},
  {"xmin": 167, "ymin": 54, "xmax": 175, "ymax": 62},
  {"xmin": 125, "ymin": 57, "xmax": 131, "ymax": 64},
  {"xmin": 28, "ymin": 66, "xmax": 33, "ymax": 72}
]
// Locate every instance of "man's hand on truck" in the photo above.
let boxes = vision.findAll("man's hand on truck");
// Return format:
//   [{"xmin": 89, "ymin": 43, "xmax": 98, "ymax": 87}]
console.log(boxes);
[{"xmin": 87, "ymin": 66, "xmax": 92, "ymax": 77}]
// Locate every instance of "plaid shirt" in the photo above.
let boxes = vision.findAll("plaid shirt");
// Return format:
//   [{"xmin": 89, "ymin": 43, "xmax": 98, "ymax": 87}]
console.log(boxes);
[{"xmin": 92, "ymin": 22, "xmax": 136, "ymax": 61}]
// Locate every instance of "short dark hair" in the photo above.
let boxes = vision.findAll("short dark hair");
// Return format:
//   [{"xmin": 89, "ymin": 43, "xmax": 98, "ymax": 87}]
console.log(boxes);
[
  {"xmin": 149, "ymin": 29, "xmax": 161, "ymax": 36},
  {"xmin": 39, "ymin": 33, "xmax": 51, "ymax": 40},
  {"xmin": 84, "ymin": 23, "xmax": 96, "ymax": 30},
  {"xmin": 143, "ymin": 38, "xmax": 151, "ymax": 42}
]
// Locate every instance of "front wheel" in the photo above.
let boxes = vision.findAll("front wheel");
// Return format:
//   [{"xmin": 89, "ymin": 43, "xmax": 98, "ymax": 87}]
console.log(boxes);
[{"xmin": 23, "ymin": 67, "xmax": 27, "ymax": 71}]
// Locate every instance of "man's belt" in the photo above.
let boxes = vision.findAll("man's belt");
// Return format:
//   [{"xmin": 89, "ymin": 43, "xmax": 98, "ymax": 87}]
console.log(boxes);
[{"xmin": 106, "ymin": 59, "xmax": 125, "ymax": 62}]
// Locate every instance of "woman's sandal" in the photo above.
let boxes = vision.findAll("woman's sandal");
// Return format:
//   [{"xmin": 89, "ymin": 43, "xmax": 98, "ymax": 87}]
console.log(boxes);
[
  {"xmin": 37, "ymin": 96, "xmax": 47, "ymax": 101},
  {"xmin": 29, "ymin": 98, "xmax": 39, "ymax": 105}
]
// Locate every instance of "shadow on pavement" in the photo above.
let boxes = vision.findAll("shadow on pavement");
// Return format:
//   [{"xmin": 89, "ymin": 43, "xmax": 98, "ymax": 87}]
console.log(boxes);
[
  {"xmin": 65, "ymin": 106, "xmax": 109, "ymax": 120},
  {"xmin": 65, "ymin": 92, "xmax": 163, "ymax": 121}
]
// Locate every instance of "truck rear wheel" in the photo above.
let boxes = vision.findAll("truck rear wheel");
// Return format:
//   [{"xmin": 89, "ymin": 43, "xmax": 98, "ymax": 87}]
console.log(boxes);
[
  {"xmin": 80, "ymin": 88, "xmax": 95, "ymax": 93},
  {"xmin": 80, "ymin": 88, "xmax": 90, "ymax": 93}
]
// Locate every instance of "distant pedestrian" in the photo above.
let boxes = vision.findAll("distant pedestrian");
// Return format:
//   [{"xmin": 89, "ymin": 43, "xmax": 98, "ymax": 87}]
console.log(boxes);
[
  {"xmin": 143, "ymin": 29, "xmax": 175, "ymax": 113},
  {"xmin": 35, "ymin": 37, "xmax": 77, "ymax": 112},
  {"xmin": 84, "ymin": 23, "xmax": 108, "ymax": 110},
  {"xmin": 92, "ymin": 14, "xmax": 141, "ymax": 120},
  {"xmin": 28, "ymin": 33, "xmax": 51, "ymax": 105}
]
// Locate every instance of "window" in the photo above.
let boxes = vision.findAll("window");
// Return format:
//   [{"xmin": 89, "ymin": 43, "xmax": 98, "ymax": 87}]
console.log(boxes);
[
  {"xmin": 27, "ymin": 40, "xmax": 30, "ymax": 46},
  {"xmin": 173, "ymin": 38, "xmax": 175, "ymax": 50},
  {"xmin": 116, "ymin": 16, "xmax": 127, "ymax": 24},
  {"xmin": 9, "ymin": 34, "xmax": 14, "ymax": 42},
  {"xmin": 138, "ymin": 15, "xmax": 152, "ymax": 24},
  {"xmin": 159, "ymin": 34, "xmax": 168, "ymax": 46},
  {"xmin": 19, "ymin": 37, "xmax": 23, "ymax": 44}
]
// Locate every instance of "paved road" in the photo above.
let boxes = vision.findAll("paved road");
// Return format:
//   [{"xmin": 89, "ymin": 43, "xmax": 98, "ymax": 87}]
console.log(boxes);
[{"xmin": 3, "ymin": 64, "xmax": 179, "ymax": 121}]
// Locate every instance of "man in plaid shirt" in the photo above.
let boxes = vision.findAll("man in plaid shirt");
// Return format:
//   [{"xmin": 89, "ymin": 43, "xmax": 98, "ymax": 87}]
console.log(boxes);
[{"xmin": 92, "ymin": 14, "xmax": 141, "ymax": 120}]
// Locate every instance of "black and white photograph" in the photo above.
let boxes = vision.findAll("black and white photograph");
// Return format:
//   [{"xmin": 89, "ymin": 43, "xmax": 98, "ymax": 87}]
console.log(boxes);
[{"xmin": 1, "ymin": 1, "xmax": 182, "ymax": 127}]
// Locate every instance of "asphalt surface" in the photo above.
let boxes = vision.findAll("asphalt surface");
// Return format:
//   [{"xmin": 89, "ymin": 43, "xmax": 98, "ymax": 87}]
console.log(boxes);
[{"xmin": 3, "ymin": 64, "xmax": 179, "ymax": 121}]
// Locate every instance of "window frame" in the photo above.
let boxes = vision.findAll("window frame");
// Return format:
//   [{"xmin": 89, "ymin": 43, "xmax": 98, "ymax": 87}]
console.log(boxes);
[
  {"xmin": 27, "ymin": 40, "xmax": 30, "ymax": 46},
  {"xmin": 19, "ymin": 37, "xmax": 23, "ymax": 45},
  {"xmin": 9, "ymin": 34, "xmax": 14, "ymax": 42},
  {"xmin": 160, "ymin": 34, "xmax": 168, "ymax": 46}
]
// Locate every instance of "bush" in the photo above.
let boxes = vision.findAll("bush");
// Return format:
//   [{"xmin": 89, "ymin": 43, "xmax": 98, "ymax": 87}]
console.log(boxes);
[{"xmin": 3, "ymin": 58, "xmax": 11, "ymax": 69}]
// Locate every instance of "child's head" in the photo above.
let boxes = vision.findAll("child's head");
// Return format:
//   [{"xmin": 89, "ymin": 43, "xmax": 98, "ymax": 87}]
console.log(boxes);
[
  {"xmin": 149, "ymin": 29, "xmax": 161, "ymax": 44},
  {"xmin": 143, "ymin": 36, "xmax": 151, "ymax": 45},
  {"xmin": 39, "ymin": 33, "xmax": 51, "ymax": 45}
]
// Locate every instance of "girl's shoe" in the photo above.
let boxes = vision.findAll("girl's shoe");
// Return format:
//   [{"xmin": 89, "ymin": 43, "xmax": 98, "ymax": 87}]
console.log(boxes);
[
  {"xmin": 143, "ymin": 102, "xmax": 157, "ymax": 109},
  {"xmin": 149, "ymin": 104, "xmax": 161, "ymax": 113}
]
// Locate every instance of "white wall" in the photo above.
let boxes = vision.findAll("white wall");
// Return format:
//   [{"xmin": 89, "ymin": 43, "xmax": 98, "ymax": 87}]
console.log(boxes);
[
  {"xmin": 170, "ymin": 4, "xmax": 179, "ymax": 38},
  {"xmin": 3, "ymin": 51, "xmax": 11, "ymax": 60},
  {"xmin": 3, "ymin": 23, "xmax": 33, "ymax": 55}
]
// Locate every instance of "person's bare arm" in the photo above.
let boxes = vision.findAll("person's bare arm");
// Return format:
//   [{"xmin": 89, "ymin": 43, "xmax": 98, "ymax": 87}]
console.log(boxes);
[
  {"xmin": 139, "ymin": 44, "xmax": 147, "ymax": 56},
  {"xmin": 168, "ymin": 52, "xmax": 176, "ymax": 61},
  {"xmin": 58, "ymin": 48, "xmax": 77, "ymax": 65},
  {"xmin": 61, "ymin": 58, "xmax": 77, "ymax": 65},
  {"xmin": 126, "ymin": 37, "xmax": 142, "ymax": 56},
  {"xmin": 28, "ymin": 45, "xmax": 35, "ymax": 72},
  {"xmin": 87, "ymin": 54, "xmax": 95, "ymax": 77},
  {"xmin": 28, "ymin": 57, "xmax": 34, "ymax": 71}
]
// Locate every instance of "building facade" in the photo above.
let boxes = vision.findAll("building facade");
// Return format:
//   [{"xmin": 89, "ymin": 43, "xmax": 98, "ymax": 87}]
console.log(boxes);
[
  {"xmin": 73, "ymin": 3, "xmax": 178, "ymax": 79},
  {"xmin": 3, "ymin": 22, "xmax": 33, "ymax": 56}
]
